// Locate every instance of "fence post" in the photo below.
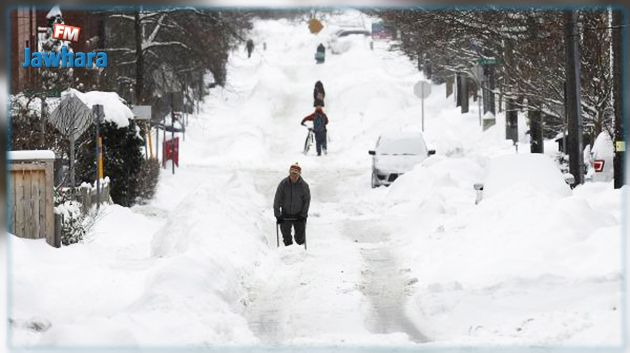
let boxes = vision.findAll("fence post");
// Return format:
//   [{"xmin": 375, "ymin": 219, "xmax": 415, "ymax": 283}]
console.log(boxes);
[
  {"xmin": 81, "ymin": 186, "xmax": 90, "ymax": 214},
  {"xmin": 54, "ymin": 213, "xmax": 62, "ymax": 248}
]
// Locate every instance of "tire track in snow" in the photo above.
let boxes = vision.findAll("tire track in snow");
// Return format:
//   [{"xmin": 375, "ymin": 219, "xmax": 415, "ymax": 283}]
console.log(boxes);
[{"xmin": 344, "ymin": 220, "xmax": 430, "ymax": 343}]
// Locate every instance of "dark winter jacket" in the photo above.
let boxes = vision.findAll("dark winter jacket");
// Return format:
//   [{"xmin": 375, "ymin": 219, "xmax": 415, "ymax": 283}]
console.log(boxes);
[
  {"xmin": 274, "ymin": 176, "xmax": 311, "ymax": 219},
  {"xmin": 301, "ymin": 108, "xmax": 328, "ymax": 133},
  {"xmin": 314, "ymin": 81, "xmax": 325, "ymax": 107}
]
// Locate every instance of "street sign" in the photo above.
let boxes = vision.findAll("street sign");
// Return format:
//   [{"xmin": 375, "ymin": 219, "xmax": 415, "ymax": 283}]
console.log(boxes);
[
  {"xmin": 615, "ymin": 141, "xmax": 626, "ymax": 152},
  {"xmin": 478, "ymin": 58, "xmax": 498, "ymax": 65},
  {"xmin": 132, "ymin": 105, "xmax": 152, "ymax": 120},
  {"xmin": 24, "ymin": 89, "xmax": 60, "ymax": 98},
  {"xmin": 308, "ymin": 19, "xmax": 323, "ymax": 34},
  {"xmin": 414, "ymin": 81, "xmax": 431, "ymax": 99}
]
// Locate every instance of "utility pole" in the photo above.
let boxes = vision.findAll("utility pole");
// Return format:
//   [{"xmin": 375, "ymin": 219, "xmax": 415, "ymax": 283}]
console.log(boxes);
[
  {"xmin": 92, "ymin": 105, "xmax": 102, "ymax": 211},
  {"xmin": 564, "ymin": 10, "xmax": 584, "ymax": 186},
  {"xmin": 134, "ymin": 9, "xmax": 144, "ymax": 105},
  {"xmin": 612, "ymin": 9, "xmax": 625, "ymax": 189},
  {"xmin": 170, "ymin": 93, "xmax": 175, "ymax": 175}
]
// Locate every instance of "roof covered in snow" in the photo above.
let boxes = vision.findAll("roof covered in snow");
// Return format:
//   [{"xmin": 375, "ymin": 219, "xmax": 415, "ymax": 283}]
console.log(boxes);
[
  {"xmin": 8, "ymin": 150, "xmax": 56, "ymax": 160},
  {"xmin": 62, "ymin": 89, "xmax": 133, "ymax": 128},
  {"xmin": 46, "ymin": 5, "xmax": 62, "ymax": 19}
]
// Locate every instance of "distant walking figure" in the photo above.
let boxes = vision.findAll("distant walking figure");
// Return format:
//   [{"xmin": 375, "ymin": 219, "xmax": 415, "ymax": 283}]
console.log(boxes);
[
  {"xmin": 315, "ymin": 43, "xmax": 325, "ymax": 64},
  {"xmin": 246, "ymin": 39, "xmax": 254, "ymax": 58},
  {"xmin": 313, "ymin": 81, "xmax": 325, "ymax": 107}
]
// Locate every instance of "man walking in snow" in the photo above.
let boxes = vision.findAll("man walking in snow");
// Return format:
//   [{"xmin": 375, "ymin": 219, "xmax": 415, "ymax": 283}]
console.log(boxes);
[
  {"xmin": 274, "ymin": 163, "xmax": 311, "ymax": 246},
  {"xmin": 315, "ymin": 43, "xmax": 326, "ymax": 64},
  {"xmin": 313, "ymin": 81, "xmax": 325, "ymax": 107},
  {"xmin": 301, "ymin": 105, "xmax": 329, "ymax": 156},
  {"xmin": 246, "ymin": 39, "xmax": 254, "ymax": 58}
]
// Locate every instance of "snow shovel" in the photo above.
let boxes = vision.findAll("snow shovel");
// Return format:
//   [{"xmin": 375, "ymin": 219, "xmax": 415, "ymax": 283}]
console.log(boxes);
[
  {"xmin": 304, "ymin": 219, "xmax": 307, "ymax": 251},
  {"xmin": 276, "ymin": 222, "xmax": 279, "ymax": 247}
]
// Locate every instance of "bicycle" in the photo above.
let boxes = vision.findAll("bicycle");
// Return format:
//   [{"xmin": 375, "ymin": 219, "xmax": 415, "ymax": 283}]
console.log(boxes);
[{"xmin": 303, "ymin": 125, "xmax": 314, "ymax": 155}]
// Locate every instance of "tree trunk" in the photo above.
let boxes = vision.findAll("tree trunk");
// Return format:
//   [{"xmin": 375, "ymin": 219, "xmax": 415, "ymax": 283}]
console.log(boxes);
[
  {"xmin": 529, "ymin": 105, "xmax": 544, "ymax": 153},
  {"xmin": 424, "ymin": 59, "xmax": 432, "ymax": 80},
  {"xmin": 69, "ymin": 136, "xmax": 75, "ymax": 187},
  {"xmin": 461, "ymin": 76, "xmax": 469, "ymax": 113},
  {"xmin": 456, "ymin": 72, "xmax": 462, "ymax": 107},
  {"xmin": 506, "ymin": 98, "xmax": 518, "ymax": 143},
  {"xmin": 134, "ymin": 10, "xmax": 144, "ymax": 104},
  {"xmin": 40, "ymin": 96, "xmax": 46, "ymax": 148},
  {"xmin": 446, "ymin": 76, "xmax": 453, "ymax": 98},
  {"xmin": 483, "ymin": 64, "xmax": 496, "ymax": 115},
  {"xmin": 612, "ymin": 9, "xmax": 625, "ymax": 189}
]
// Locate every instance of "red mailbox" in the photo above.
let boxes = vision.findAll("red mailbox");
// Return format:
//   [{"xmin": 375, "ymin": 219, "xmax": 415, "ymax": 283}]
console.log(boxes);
[{"xmin": 163, "ymin": 137, "xmax": 179, "ymax": 168}]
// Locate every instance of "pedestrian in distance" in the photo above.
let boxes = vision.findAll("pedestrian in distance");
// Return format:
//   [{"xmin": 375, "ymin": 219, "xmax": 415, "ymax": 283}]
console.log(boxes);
[
  {"xmin": 246, "ymin": 39, "xmax": 254, "ymax": 58},
  {"xmin": 313, "ymin": 80, "xmax": 325, "ymax": 107},
  {"xmin": 301, "ymin": 105, "xmax": 329, "ymax": 156},
  {"xmin": 315, "ymin": 43, "xmax": 326, "ymax": 64},
  {"xmin": 274, "ymin": 163, "xmax": 311, "ymax": 247}
]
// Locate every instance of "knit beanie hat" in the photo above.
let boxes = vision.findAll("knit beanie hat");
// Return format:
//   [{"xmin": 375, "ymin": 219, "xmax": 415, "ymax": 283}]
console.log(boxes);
[{"xmin": 290, "ymin": 162, "xmax": 301, "ymax": 173}]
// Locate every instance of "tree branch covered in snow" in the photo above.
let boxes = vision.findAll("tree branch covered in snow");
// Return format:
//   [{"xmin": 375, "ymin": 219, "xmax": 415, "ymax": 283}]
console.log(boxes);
[
  {"xmin": 372, "ymin": 7, "xmax": 617, "ymax": 138},
  {"xmin": 101, "ymin": 8, "xmax": 252, "ymax": 116}
]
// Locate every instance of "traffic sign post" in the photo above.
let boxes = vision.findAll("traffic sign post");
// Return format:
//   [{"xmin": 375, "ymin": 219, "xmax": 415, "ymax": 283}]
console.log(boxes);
[{"xmin": 414, "ymin": 81, "xmax": 431, "ymax": 132}]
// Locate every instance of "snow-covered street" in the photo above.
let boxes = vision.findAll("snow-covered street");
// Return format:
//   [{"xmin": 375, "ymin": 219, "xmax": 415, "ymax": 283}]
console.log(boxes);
[{"xmin": 9, "ymin": 11, "xmax": 626, "ymax": 352}]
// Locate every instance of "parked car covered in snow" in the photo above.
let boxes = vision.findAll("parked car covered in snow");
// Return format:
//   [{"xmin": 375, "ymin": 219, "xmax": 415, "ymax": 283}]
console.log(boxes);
[
  {"xmin": 368, "ymin": 131, "xmax": 435, "ymax": 188},
  {"xmin": 328, "ymin": 27, "xmax": 371, "ymax": 54},
  {"xmin": 473, "ymin": 153, "xmax": 573, "ymax": 204}
]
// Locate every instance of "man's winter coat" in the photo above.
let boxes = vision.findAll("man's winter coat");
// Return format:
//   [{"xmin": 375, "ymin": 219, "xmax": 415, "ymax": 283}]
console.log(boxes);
[
  {"xmin": 301, "ymin": 108, "xmax": 329, "ymax": 133},
  {"xmin": 274, "ymin": 177, "xmax": 311, "ymax": 219}
]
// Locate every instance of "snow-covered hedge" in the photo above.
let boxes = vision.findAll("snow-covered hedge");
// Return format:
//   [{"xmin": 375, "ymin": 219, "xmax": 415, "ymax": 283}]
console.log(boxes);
[{"xmin": 54, "ymin": 188, "xmax": 87, "ymax": 246}]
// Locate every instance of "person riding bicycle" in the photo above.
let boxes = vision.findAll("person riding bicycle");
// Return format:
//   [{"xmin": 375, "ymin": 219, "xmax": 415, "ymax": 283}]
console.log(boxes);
[
  {"xmin": 273, "ymin": 163, "xmax": 311, "ymax": 246},
  {"xmin": 313, "ymin": 81, "xmax": 325, "ymax": 107},
  {"xmin": 301, "ymin": 105, "xmax": 329, "ymax": 156}
]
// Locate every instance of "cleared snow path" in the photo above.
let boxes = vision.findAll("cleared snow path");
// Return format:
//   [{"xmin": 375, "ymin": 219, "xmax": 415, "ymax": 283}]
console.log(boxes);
[{"xmin": 243, "ymin": 160, "xmax": 428, "ymax": 345}]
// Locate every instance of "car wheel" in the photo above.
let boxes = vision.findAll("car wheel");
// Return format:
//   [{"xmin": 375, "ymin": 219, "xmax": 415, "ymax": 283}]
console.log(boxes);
[{"xmin": 371, "ymin": 172, "xmax": 379, "ymax": 188}]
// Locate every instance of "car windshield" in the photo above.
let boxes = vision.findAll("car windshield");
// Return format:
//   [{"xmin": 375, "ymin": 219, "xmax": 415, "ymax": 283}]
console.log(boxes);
[{"xmin": 377, "ymin": 136, "xmax": 427, "ymax": 155}]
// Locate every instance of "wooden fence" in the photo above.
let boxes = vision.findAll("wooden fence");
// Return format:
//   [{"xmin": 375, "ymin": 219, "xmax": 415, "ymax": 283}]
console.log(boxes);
[
  {"xmin": 9, "ymin": 151, "xmax": 56, "ymax": 247},
  {"xmin": 66, "ymin": 180, "xmax": 112, "ymax": 215}
]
